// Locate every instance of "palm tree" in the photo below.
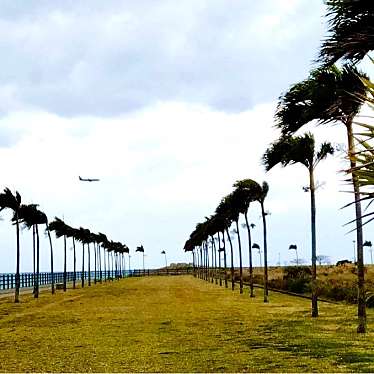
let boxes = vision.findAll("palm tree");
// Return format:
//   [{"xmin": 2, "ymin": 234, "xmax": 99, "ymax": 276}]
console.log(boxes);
[
  {"xmin": 15, "ymin": 204, "xmax": 38, "ymax": 295},
  {"xmin": 289, "ymin": 244, "xmax": 299, "ymax": 266},
  {"xmin": 252, "ymin": 243, "xmax": 261, "ymax": 266},
  {"xmin": 97, "ymin": 232, "xmax": 108, "ymax": 281},
  {"xmin": 161, "ymin": 250, "xmax": 167, "ymax": 268},
  {"xmin": 276, "ymin": 64, "xmax": 368, "ymax": 331},
  {"xmin": 34, "ymin": 208, "xmax": 50, "ymax": 297},
  {"xmin": 136, "ymin": 245, "xmax": 145, "ymax": 274},
  {"xmin": 257, "ymin": 182, "xmax": 270, "ymax": 303},
  {"xmin": 122, "ymin": 244, "xmax": 129, "ymax": 276},
  {"xmin": 319, "ymin": 0, "xmax": 374, "ymax": 65},
  {"xmin": 65, "ymin": 227, "xmax": 78, "ymax": 289},
  {"xmin": 263, "ymin": 133, "xmax": 334, "ymax": 316},
  {"xmin": 0, "ymin": 188, "xmax": 21, "ymax": 303},
  {"xmin": 49, "ymin": 217, "xmax": 69, "ymax": 292},
  {"xmin": 215, "ymin": 197, "xmax": 235, "ymax": 290},
  {"xmin": 74, "ymin": 227, "xmax": 88, "ymax": 287},
  {"xmin": 233, "ymin": 179, "xmax": 263, "ymax": 297},
  {"xmin": 363, "ymin": 241, "xmax": 373, "ymax": 265},
  {"xmin": 15, "ymin": 203, "xmax": 51, "ymax": 298}
]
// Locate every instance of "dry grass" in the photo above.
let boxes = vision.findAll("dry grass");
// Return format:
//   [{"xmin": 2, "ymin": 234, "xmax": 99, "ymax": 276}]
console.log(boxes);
[{"xmin": 0, "ymin": 275, "xmax": 373, "ymax": 372}]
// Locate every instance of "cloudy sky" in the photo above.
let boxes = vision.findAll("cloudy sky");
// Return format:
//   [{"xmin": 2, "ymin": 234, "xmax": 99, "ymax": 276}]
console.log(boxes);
[{"xmin": 0, "ymin": 1, "xmax": 373, "ymax": 274}]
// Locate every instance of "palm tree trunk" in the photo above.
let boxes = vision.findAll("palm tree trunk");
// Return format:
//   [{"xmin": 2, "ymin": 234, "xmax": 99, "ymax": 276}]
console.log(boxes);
[
  {"xmin": 81, "ymin": 243, "xmax": 85, "ymax": 288},
  {"xmin": 217, "ymin": 232, "xmax": 222, "ymax": 286},
  {"xmin": 196, "ymin": 248, "xmax": 199, "ymax": 277},
  {"xmin": 14, "ymin": 213, "xmax": 20, "ymax": 303},
  {"xmin": 226, "ymin": 228, "xmax": 235, "ymax": 291},
  {"xmin": 309, "ymin": 167, "xmax": 318, "ymax": 317},
  {"xmin": 32, "ymin": 224, "xmax": 36, "ymax": 295},
  {"xmin": 35, "ymin": 224, "xmax": 40, "ymax": 298},
  {"xmin": 103, "ymin": 249, "xmax": 107, "ymax": 281},
  {"xmin": 107, "ymin": 251, "xmax": 110, "ymax": 280},
  {"xmin": 73, "ymin": 238, "xmax": 76, "ymax": 289},
  {"xmin": 213, "ymin": 237, "xmax": 217, "ymax": 284},
  {"xmin": 222, "ymin": 231, "xmax": 228, "ymax": 288},
  {"xmin": 210, "ymin": 237, "xmax": 214, "ymax": 283},
  {"xmin": 63, "ymin": 234, "xmax": 67, "ymax": 292},
  {"xmin": 206, "ymin": 241, "xmax": 209, "ymax": 281},
  {"xmin": 244, "ymin": 212, "xmax": 254, "ymax": 297},
  {"xmin": 99, "ymin": 245, "xmax": 102, "ymax": 282},
  {"xmin": 346, "ymin": 118, "xmax": 366, "ymax": 333},
  {"xmin": 203, "ymin": 243, "xmax": 206, "ymax": 280},
  {"xmin": 94, "ymin": 243, "xmax": 97, "ymax": 284},
  {"xmin": 200, "ymin": 246, "xmax": 203, "ymax": 279},
  {"xmin": 236, "ymin": 220, "xmax": 243, "ymax": 294},
  {"xmin": 261, "ymin": 202, "xmax": 269, "ymax": 303},
  {"xmin": 88, "ymin": 243, "xmax": 91, "ymax": 286},
  {"xmin": 46, "ymin": 225, "xmax": 55, "ymax": 294}
]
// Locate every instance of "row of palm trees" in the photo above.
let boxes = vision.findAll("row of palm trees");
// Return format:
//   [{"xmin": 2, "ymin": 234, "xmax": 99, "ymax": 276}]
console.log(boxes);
[
  {"xmin": 184, "ymin": 179, "xmax": 270, "ymax": 301},
  {"xmin": 0, "ymin": 187, "xmax": 130, "ymax": 303},
  {"xmin": 185, "ymin": 0, "xmax": 373, "ymax": 333}
]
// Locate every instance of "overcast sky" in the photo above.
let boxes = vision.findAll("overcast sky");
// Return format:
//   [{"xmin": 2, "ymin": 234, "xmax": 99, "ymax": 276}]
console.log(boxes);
[{"xmin": 1, "ymin": 1, "xmax": 373, "ymax": 274}]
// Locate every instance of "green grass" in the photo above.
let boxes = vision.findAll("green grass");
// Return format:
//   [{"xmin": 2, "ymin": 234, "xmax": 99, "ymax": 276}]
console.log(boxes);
[{"xmin": 0, "ymin": 275, "xmax": 373, "ymax": 372}]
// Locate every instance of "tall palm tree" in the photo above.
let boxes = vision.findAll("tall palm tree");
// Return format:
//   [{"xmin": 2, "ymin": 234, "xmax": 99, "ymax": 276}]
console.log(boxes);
[
  {"xmin": 136, "ymin": 245, "xmax": 145, "ymax": 273},
  {"xmin": 33, "ymin": 208, "xmax": 50, "ymax": 297},
  {"xmin": 49, "ymin": 217, "xmax": 69, "ymax": 292},
  {"xmin": 65, "ymin": 227, "xmax": 78, "ymax": 289},
  {"xmin": 74, "ymin": 227, "xmax": 88, "ymax": 287},
  {"xmin": 15, "ymin": 204, "xmax": 38, "ymax": 295},
  {"xmin": 319, "ymin": 0, "xmax": 374, "ymax": 65},
  {"xmin": 233, "ymin": 179, "xmax": 263, "ymax": 297},
  {"xmin": 253, "ymin": 181, "xmax": 270, "ymax": 303},
  {"xmin": 0, "ymin": 188, "xmax": 21, "ymax": 303},
  {"xmin": 122, "ymin": 244, "xmax": 129, "ymax": 276},
  {"xmin": 263, "ymin": 133, "xmax": 334, "ymax": 316},
  {"xmin": 97, "ymin": 232, "xmax": 108, "ymax": 281},
  {"xmin": 215, "ymin": 197, "xmax": 235, "ymax": 290},
  {"xmin": 276, "ymin": 64, "xmax": 368, "ymax": 332}
]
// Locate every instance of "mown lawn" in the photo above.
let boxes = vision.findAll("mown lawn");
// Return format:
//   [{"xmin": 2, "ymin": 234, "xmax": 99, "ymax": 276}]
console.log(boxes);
[{"xmin": 0, "ymin": 275, "xmax": 373, "ymax": 372}]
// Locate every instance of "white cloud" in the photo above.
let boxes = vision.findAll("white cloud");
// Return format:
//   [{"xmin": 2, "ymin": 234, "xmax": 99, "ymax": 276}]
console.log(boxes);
[
  {"xmin": 0, "ymin": 0, "xmax": 325, "ymax": 116},
  {"xmin": 0, "ymin": 100, "xmax": 370, "ymax": 273}
]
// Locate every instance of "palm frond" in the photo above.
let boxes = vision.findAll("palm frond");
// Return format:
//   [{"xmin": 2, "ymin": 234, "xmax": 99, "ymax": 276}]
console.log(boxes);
[{"xmin": 319, "ymin": 0, "xmax": 374, "ymax": 64}]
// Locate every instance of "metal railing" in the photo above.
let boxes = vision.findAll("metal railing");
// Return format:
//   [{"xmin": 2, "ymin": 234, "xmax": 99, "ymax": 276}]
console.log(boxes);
[{"xmin": 0, "ymin": 268, "xmax": 193, "ymax": 291}]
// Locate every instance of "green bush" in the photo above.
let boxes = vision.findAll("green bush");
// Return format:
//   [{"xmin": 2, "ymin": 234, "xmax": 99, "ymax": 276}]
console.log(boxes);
[{"xmin": 287, "ymin": 278, "xmax": 310, "ymax": 293}]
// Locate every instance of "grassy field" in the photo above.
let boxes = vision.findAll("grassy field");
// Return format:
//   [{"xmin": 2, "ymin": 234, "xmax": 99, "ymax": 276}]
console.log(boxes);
[{"xmin": 0, "ymin": 275, "xmax": 373, "ymax": 372}]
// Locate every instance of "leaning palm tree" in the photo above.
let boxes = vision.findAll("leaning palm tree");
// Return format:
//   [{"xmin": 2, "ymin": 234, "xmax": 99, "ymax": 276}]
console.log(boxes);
[
  {"xmin": 18, "ymin": 205, "xmax": 52, "ymax": 297},
  {"xmin": 257, "ymin": 182, "xmax": 270, "ymax": 303},
  {"xmin": 65, "ymin": 227, "xmax": 78, "ymax": 289},
  {"xmin": 227, "ymin": 191, "xmax": 245, "ymax": 294},
  {"xmin": 136, "ymin": 245, "xmax": 145, "ymax": 274},
  {"xmin": 319, "ymin": 0, "xmax": 374, "ymax": 65},
  {"xmin": 15, "ymin": 204, "xmax": 39, "ymax": 295},
  {"xmin": 97, "ymin": 232, "xmax": 108, "ymax": 281},
  {"xmin": 263, "ymin": 133, "xmax": 334, "ymax": 316},
  {"xmin": 34, "ymin": 208, "xmax": 50, "ymax": 297},
  {"xmin": 0, "ymin": 188, "xmax": 22, "ymax": 303},
  {"xmin": 216, "ymin": 197, "xmax": 235, "ymax": 290},
  {"xmin": 75, "ymin": 227, "xmax": 90, "ymax": 287},
  {"xmin": 233, "ymin": 179, "xmax": 263, "ymax": 297},
  {"xmin": 276, "ymin": 64, "xmax": 368, "ymax": 332},
  {"xmin": 49, "ymin": 217, "xmax": 69, "ymax": 292}
]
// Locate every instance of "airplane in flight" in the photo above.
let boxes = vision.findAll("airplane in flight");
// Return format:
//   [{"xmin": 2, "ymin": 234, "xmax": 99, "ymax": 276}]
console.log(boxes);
[{"xmin": 79, "ymin": 176, "xmax": 100, "ymax": 182}]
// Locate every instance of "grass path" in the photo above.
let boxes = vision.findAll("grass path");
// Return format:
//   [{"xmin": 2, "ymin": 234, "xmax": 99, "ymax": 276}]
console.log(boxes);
[{"xmin": 0, "ymin": 275, "xmax": 373, "ymax": 372}]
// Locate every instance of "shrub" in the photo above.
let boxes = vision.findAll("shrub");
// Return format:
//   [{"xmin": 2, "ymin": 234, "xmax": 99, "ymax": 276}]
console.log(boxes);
[
  {"xmin": 283, "ymin": 266, "xmax": 311, "ymax": 280},
  {"xmin": 287, "ymin": 278, "xmax": 310, "ymax": 293}
]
